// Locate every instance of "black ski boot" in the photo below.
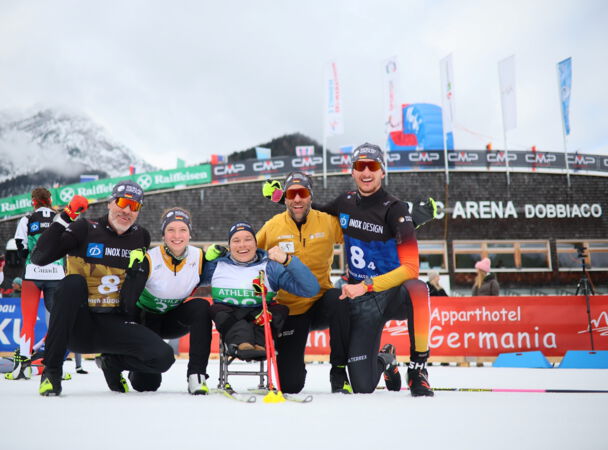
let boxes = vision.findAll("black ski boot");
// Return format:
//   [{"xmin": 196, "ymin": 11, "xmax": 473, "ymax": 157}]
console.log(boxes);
[
  {"xmin": 96, "ymin": 355, "xmax": 129, "ymax": 393},
  {"xmin": 378, "ymin": 344, "xmax": 401, "ymax": 391},
  {"xmin": 407, "ymin": 361, "xmax": 434, "ymax": 397},
  {"xmin": 330, "ymin": 365, "xmax": 353, "ymax": 394},
  {"xmin": 39, "ymin": 369, "xmax": 62, "ymax": 396}
]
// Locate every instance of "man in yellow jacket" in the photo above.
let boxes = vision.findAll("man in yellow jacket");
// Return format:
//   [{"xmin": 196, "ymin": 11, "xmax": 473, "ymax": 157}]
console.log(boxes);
[{"xmin": 257, "ymin": 172, "xmax": 351, "ymax": 394}]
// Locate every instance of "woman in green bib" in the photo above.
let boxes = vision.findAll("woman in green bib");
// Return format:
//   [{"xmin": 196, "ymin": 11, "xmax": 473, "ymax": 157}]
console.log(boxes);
[
  {"xmin": 203, "ymin": 221, "xmax": 319, "ymax": 361},
  {"xmin": 121, "ymin": 207, "xmax": 212, "ymax": 395}
]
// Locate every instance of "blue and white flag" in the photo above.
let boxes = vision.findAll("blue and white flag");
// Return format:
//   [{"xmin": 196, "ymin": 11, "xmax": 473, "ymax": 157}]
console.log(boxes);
[
  {"xmin": 557, "ymin": 57, "xmax": 572, "ymax": 136},
  {"xmin": 255, "ymin": 147, "xmax": 271, "ymax": 160}
]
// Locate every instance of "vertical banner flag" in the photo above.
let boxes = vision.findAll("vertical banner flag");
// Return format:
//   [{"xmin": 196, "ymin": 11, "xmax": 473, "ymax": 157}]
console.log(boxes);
[
  {"xmin": 439, "ymin": 54, "xmax": 455, "ymax": 133},
  {"xmin": 498, "ymin": 55, "xmax": 517, "ymax": 132},
  {"xmin": 558, "ymin": 57, "xmax": 572, "ymax": 136},
  {"xmin": 255, "ymin": 147, "xmax": 272, "ymax": 160},
  {"xmin": 325, "ymin": 61, "xmax": 344, "ymax": 136},
  {"xmin": 384, "ymin": 56, "xmax": 402, "ymax": 133},
  {"xmin": 295, "ymin": 146, "xmax": 314, "ymax": 156}
]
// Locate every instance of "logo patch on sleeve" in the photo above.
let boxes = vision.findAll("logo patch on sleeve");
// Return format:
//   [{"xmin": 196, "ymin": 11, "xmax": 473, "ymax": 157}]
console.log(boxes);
[
  {"xmin": 86, "ymin": 243, "xmax": 105, "ymax": 258},
  {"xmin": 339, "ymin": 213, "xmax": 350, "ymax": 229}
]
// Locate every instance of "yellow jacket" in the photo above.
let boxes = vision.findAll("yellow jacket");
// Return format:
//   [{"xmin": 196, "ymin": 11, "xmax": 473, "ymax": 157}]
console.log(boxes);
[{"xmin": 257, "ymin": 209, "xmax": 343, "ymax": 315}]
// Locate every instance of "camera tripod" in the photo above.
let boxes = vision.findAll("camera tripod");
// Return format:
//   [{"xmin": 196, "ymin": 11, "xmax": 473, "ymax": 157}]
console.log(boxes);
[{"xmin": 575, "ymin": 254, "xmax": 595, "ymax": 350}]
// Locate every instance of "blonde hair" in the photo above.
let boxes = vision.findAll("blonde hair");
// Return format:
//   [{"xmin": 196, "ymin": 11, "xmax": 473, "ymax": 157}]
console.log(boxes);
[{"xmin": 474, "ymin": 270, "xmax": 485, "ymax": 289}]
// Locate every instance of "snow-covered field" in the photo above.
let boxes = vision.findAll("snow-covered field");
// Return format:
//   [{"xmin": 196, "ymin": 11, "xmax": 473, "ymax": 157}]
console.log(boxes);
[{"xmin": 3, "ymin": 359, "xmax": 607, "ymax": 450}]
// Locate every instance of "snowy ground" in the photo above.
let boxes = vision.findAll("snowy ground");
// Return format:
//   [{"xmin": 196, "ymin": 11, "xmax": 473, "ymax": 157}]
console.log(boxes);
[{"xmin": 3, "ymin": 359, "xmax": 607, "ymax": 450}]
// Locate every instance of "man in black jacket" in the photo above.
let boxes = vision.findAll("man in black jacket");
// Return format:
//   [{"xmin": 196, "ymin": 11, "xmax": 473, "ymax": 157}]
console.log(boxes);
[{"xmin": 32, "ymin": 180, "xmax": 175, "ymax": 396}]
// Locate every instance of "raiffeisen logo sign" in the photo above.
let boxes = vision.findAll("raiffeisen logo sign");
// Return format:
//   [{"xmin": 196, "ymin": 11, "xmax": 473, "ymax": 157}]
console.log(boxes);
[
  {"xmin": 447, "ymin": 152, "xmax": 479, "ymax": 163},
  {"xmin": 292, "ymin": 156, "xmax": 323, "ymax": 168},
  {"xmin": 214, "ymin": 164, "xmax": 246, "ymax": 176},
  {"xmin": 252, "ymin": 160, "xmax": 284, "ymax": 172}
]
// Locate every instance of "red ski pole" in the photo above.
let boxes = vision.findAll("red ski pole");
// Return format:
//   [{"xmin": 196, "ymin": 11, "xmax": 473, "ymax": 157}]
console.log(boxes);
[{"xmin": 258, "ymin": 270, "xmax": 284, "ymax": 402}]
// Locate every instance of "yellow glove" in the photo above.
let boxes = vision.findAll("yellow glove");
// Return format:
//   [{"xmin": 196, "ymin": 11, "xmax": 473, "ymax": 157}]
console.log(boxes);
[
  {"xmin": 262, "ymin": 180, "xmax": 284, "ymax": 202},
  {"xmin": 205, "ymin": 244, "xmax": 227, "ymax": 261},
  {"xmin": 129, "ymin": 248, "xmax": 146, "ymax": 268}
]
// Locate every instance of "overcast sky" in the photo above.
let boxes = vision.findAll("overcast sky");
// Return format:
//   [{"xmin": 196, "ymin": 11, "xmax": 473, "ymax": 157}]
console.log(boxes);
[{"xmin": 1, "ymin": 0, "xmax": 607, "ymax": 169}]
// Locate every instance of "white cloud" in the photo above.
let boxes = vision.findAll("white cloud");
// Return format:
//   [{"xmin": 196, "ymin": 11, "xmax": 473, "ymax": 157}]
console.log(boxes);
[{"xmin": 1, "ymin": 0, "xmax": 606, "ymax": 168}]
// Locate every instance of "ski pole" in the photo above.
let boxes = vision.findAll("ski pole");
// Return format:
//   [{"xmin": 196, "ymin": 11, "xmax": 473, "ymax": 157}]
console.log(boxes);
[
  {"xmin": 258, "ymin": 270, "xmax": 284, "ymax": 403},
  {"xmin": 429, "ymin": 387, "xmax": 608, "ymax": 394}
]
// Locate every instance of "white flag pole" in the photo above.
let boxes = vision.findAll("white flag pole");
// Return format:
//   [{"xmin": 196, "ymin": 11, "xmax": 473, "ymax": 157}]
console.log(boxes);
[
  {"xmin": 439, "ymin": 54, "xmax": 454, "ymax": 185},
  {"xmin": 503, "ymin": 130, "xmax": 510, "ymax": 185},
  {"xmin": 498, "ymin": 55, "xmax": 516, "ymax": 186}
]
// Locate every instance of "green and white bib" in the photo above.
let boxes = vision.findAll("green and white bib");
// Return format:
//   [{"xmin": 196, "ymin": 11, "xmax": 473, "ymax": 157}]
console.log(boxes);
[
  {"xmin": 137, "ymin": 245, "xmax": 202, "ymax": 314},
  {"xmin": 211, "ymin": 260, "xmax": 276, "ymax": 306}
]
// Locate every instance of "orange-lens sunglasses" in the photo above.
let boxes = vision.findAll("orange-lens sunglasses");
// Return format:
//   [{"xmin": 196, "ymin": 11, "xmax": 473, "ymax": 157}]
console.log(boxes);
[
  {"xmin": 115, "ymin": 197, "xmax": 142, "ymax": 211},
  {"xmin": 353, "ymin": 160, "xmax": 382, "ymax": 172},
  {"xmin": 285, "ymin": 188, "xmax": 311, "ymax": 200}
]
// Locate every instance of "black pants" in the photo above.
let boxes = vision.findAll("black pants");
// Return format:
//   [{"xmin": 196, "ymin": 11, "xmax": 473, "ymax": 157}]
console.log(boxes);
[
  {"xmin": 128, "ymin": 298, "xmax": 212, "ymax": 391},
  {"xmin": 347, "ymin": 279, "xmax": 430, "ymax": 393},
  {"xmin": 44, "ymin": 275, "xmax": 175, "ymax": 379},
  {"xmin": 210, "ymin": 303, "xmax": 288, "ymax": 347},
  {"xmin": 276, "ymin": 288, "xmax": 350, "ymax": 394}
]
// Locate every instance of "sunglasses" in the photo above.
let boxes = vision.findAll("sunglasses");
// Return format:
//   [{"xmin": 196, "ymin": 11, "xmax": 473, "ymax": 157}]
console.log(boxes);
[
  {"xmin": 353, "ymin": 160, "xmax": 382, "ymax": 172},
  {"xmin": 285, "ymin": 187, "xmax": 311, "ymax": 200},
  {"xmin": 115, "ymin": 197, "xmax": 142, "ymax": 211}
]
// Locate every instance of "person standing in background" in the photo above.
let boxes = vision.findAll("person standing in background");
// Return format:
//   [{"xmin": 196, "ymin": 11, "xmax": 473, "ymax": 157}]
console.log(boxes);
[
  {"xmin": 472, "ymin": 258, "xmax": 500, "ymax": 296},
  {"xmin": 426, "ymin": 271, "xmax": 447, "ymax": 297},
  {"xmin": 7, "ymin": 188, "xmax": 65, "ymax": 380}
]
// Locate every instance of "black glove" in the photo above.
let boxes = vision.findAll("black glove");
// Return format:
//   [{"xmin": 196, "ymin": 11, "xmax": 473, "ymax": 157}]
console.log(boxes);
[{"xmin": 411, "ymin": 198, "xmax": 438, "ymax": 229}]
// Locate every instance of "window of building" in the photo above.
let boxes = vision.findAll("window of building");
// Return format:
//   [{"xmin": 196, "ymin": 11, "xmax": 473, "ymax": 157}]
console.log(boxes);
[
  {"xmin": 453, "ymin": 240, "xmax": 551, "ymax": 272},
  {"xmin": 332, "ymin": 244, "xmax": 345, "ymax": 275},
  {"xmin": 419, "ymin": 241, "xmax": 448, "ymax": 272},
  {"xmin": 556, "ymin": 240, "xmax": 608, "ymax": 271}
]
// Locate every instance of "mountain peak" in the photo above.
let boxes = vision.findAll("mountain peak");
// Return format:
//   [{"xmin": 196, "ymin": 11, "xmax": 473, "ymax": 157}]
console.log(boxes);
[{"xmin": 0, "ymin": 108, "xmax": 156, "ymax": 193}]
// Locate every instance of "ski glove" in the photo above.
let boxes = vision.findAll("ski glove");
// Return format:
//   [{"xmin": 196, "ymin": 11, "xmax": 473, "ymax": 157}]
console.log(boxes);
[
  {"xmin": 64, "ymin": 195, "xmax": 89, "ymax": 221},
  {"xmin": 205, "ymin": 244, "xmax": 227, "ymax": 261},
  {"xmin": 129, "ymin": 248, "xmax": 146, "ymax": 268},
  {"xmin": 411, "ymin": 197, "xmax": 438, "ymax": 229},
  {"xmin": 262, "ymin": 179, "xmax": 284, "ymax": 203},
  {"xmin": 254, "ymin": 310, "xmax": 272, "ymax": 326},
  {"xmin": 252, "ymin": 276, "xmax": 268, "ymax": 297}
]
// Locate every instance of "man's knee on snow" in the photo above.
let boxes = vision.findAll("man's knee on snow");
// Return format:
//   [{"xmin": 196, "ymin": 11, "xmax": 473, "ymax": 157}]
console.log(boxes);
[
  {"xmin": 145, "ymin": 342, "xmax": 175, "ymax": 373},
  {"xmin": 129, "ymin": 372, "xmax": 162, "ymax": 392},
  {"xmin": 281, "ymin": 373, "xmax": 306, "ymax": 394}
]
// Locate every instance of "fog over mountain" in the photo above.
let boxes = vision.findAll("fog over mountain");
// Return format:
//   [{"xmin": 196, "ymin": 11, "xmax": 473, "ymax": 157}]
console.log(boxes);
[{"xmin": 0, "ymin": 108, "xmax": 156, "ymax": 196}]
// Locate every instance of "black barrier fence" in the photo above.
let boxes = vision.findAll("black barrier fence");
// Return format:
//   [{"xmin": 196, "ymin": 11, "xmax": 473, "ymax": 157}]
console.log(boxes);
[{"xmin": 210, "ymin": 149, "xmax": 608, "ymax": 183}]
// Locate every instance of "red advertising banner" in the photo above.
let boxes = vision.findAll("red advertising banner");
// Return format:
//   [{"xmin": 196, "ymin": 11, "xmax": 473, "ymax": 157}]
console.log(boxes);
[{"xmin": 181, "ymin": 296, "xmax": 608, "ymax": 358}]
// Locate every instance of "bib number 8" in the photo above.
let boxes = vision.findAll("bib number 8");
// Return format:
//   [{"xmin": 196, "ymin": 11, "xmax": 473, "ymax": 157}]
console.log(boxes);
[
  {"xmin": 349, "ymin": 246, "xmax": 376, "ymax": 271},
  {"xmin": 98, "ymin": 274, "xmax": 121, "ymax": 294}
]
